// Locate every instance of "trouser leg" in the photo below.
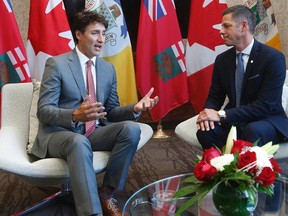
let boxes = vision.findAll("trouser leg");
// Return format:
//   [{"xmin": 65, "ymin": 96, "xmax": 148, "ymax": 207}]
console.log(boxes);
[
  {"xmin": 47, "ymin": 131, "xmax": 102, "ymax": 216},
  {"xmin": 241, "ymin": 120, "xmax": 285, "ymax": 146},
  {"xmin": 88, "ymin": 121, "xmax": 141, "ymax": 190}
]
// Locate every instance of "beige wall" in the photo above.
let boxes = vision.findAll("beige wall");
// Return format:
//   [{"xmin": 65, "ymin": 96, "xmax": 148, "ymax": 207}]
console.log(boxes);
[{"xmin": 11, "ymin": 0, "xmax": 288, "ymax": 68}]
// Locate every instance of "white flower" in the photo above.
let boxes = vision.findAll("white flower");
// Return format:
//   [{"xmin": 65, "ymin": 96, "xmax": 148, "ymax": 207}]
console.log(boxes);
[
  {"xmin": 249, "ymin": 146, "xmax": 272, "ymax": 169},
  {"xmin": 210, "ymin": 154, "xmax": 235, "ymax": 171},
  {"xmin": 224, "ymin": 126, "xmax": 237, "ymax": 154},
  {"xmin": 262, "ymin": 141, "xmax": 279, "ymax": 156}
]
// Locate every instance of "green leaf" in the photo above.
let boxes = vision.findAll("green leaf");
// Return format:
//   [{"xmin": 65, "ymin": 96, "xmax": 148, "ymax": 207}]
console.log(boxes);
[
  {"xmin": 175, "ymin": 187, "xmax": 211, "ymax": 216},
  {"xmin": 182, "ymin": 175, "xmax": 198, "ymax": 183},
  {"xmin": 174, "ymin": 184, "xmax": 200, "ymax": 197}
]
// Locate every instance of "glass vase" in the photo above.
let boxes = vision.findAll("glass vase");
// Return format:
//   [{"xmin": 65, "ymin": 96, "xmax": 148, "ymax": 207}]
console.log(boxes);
[{"xmin": 212, "ymin": 182, "xmax": 258, "ymax": 216}]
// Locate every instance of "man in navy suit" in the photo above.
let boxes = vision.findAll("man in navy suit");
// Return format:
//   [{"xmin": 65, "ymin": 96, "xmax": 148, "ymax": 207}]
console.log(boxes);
[
  {"xmin": 196, "ymin": 5, "xmax": 288, "ymax": 149},
  {"xmin": 31, "ymin": 11, "xmax": 158, "ymax": 216}
]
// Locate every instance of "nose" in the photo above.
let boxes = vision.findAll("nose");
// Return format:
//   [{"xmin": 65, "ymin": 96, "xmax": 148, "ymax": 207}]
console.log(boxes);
[
  {"xmin": 219, "ymin": 27, "xmax": 224, "ymax": 35},
  {"xmin": 98, "ymin": 34, "xmax": 105, "ymax": 42}
]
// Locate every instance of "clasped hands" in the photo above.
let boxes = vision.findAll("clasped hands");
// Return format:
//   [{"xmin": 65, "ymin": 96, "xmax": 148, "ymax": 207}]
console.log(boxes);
[
  {"xmin": 72, "ymin": 87, "xmax": 159, "ymax": 122},
  {"xmin": 196, "ymin": 108, "xmax": 221, "ymax": 131}
]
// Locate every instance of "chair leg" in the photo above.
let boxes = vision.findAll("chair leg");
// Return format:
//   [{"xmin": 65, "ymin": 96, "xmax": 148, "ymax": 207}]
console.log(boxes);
[{"xmin": 11, "ymin": 183, "xmax": 72, "ymax": 216}]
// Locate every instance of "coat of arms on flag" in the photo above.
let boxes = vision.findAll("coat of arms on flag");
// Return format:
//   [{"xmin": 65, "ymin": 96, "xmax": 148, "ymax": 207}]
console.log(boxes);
[
  {"xmin": 85, "ymin": 0, "xmax": 138, "ymax": 106},
  {"xmin": 244, "ymin": 0, "xmax": 282, "ymax": 50},
  {"xmin": 154, "ymin": 41, "xmax": 186, "ymax": 82}
]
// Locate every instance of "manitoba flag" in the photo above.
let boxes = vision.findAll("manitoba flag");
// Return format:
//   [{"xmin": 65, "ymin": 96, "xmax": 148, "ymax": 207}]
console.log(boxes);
[
  {"xmin": 186, "ymin": 0, "xmax": 228, "ymax": 113},
  {"xmin": 0, "ymin": 0, "xmax": 31, "ymax": 88},
  {"xmin": 137, "ymin": 0, "xmax": 189, "ymax": 122},
  {"xmin": 0, "ymin": 0, "xmax": 31, "ymax": 121},
  {"xmin": 26, "ymin": 0, "xmax": 75, "ymax": 81}
]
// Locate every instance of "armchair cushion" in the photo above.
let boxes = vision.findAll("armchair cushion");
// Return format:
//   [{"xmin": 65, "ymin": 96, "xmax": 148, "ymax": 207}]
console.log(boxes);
[{"xmin": 27, "ymin": 80, "xmax": 40, "ymax": 153}]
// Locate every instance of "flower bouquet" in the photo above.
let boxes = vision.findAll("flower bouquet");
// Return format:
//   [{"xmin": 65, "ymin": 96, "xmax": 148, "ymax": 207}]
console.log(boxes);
[{"xmin": 174, "ymin": 126, "xmax": 282, "ymax": 216}]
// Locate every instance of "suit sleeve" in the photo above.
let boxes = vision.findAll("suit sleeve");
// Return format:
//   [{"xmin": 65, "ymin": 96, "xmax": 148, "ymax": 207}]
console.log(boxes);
[
  {"xmin": 100, "ymin": 63, "xmax": 139, "ymax": 122},
  {"xmin": 37, "ymin": 57, "xmax": 75, "ymax": 129}
]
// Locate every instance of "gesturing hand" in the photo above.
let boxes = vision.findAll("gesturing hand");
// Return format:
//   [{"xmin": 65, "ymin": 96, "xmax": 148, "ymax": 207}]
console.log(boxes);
[
  {"xmin": 134, "ymin": 87, "xmax": 159, "ymax": 113},
  {"xmin": 72, "ymin": 96, "xmax": 107, "ymax": 122}
]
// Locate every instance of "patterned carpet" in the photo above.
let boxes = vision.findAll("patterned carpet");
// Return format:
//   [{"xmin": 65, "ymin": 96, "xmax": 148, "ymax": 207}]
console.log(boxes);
[
  {"xmin": 0, "ymin": 132, "xmax": 200, "ymax": 216},
  {"xmin": 0, "ymin": 132, "xmax": 287, "ymax": 216}
]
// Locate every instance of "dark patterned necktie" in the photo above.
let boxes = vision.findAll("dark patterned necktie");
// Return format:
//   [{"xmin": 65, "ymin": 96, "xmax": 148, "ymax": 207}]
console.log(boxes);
[
  {"xmin": 85, "ymin": 60, "xmax": 96, "ymax": 137},
  {"xmin": 235, "ymin": 53, "xmax": 244, "ymax": 107}
]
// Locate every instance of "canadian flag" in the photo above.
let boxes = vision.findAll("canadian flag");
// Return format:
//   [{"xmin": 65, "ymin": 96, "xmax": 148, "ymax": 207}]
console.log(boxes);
[
  {"xmin": 186, "ymin": 0, "xmax": 228, "ymax": 113},
  {"xmin": 26, "ymin": 0, "xmax": 75, "ymax": 81}
]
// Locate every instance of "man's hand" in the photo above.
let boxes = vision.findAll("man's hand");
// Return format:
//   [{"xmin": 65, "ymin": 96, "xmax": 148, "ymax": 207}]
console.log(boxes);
[
  {"xmin": 134, "ymin": 87, "xmax": 159, "ymax": 113},
  {"xmin": 196, "ymin": 108, "xmax": 221, "ymax": 131},
  {"xmin": 72, "ymin": 96, "xmax": 107, "ymax": 122}
]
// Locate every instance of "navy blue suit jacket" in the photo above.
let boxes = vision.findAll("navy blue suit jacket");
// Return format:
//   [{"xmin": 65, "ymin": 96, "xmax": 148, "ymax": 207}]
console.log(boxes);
[{"xmin": 205, "ymin": 40, "xmax": 288, "ymax": 138}]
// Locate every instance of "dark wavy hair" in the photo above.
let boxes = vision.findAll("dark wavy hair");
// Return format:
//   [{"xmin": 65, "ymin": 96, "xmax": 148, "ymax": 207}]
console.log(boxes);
[{"xmin": 72, "ymin": 10, "xmax": 108, "ymax": 43}]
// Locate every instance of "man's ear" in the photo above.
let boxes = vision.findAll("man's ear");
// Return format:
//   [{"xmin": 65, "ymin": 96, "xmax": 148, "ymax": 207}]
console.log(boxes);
[
  {"xmin": 241, "ymin": 20, "xmax": 249, "ymax": 32},
  {"xmin": 75, "ymin": 30, "xmax": 81, "ymax": 40}
]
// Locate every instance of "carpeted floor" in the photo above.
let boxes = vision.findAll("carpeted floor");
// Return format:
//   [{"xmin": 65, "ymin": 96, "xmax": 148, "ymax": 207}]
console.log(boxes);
[
  {"xmin": 0, "ymin": 132, "xmax": 287, "ymax": 216},
  {"xmin": 0, "ymin": 131, "xmax": 200, "ymax": 216}
]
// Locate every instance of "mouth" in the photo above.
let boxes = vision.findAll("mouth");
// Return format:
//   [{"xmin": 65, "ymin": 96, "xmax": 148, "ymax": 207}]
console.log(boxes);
[{"xmin": 94, "ymin": 44, "xmax": 102, "ymax": 51}]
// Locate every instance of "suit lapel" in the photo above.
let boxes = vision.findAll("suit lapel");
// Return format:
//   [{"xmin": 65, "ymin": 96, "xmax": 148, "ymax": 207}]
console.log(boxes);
[
  {"xmin": 68, "ymin": 50, "xmax": 87, "ymax": 100},
  {"xmin": 243, "ymin": 40, "xmax": 260, "ymax": 86},
  {"xmin": 95, "ymin": 58, "xmax": 105, "ymax": 104},
  {"xmin": 227, "ymin": 48, "xmax": 237, "ymax": 104}
]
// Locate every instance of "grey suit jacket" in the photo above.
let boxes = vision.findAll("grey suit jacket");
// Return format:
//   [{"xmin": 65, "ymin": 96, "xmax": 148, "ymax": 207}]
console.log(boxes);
[{"xmin": 32, "ymin": 49, "xmax": 138, "ymax": 158}]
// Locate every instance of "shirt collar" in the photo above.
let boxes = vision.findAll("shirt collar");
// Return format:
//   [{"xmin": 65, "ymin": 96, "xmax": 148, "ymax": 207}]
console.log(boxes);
[
  {"xmin": 236, "ymin": 39, "xmax": 254, "ymax": 56},
  {"xmin": 75, "ymin": 46, "xmax": 97, "ymax": 66}
]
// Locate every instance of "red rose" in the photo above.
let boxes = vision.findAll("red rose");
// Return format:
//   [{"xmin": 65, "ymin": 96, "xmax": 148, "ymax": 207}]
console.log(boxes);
[
  {"xmin": 194, "ymin": 161, "xmax": 217, "ymax": 181},
  {"xmin": 231, "ymin": 140, "xmax": 253, "ymax": 154},
  {"xmin": 237, "ymin": 151, "xmax": 257, "ymax": 172},
  {"xmin": 256, "ymin": 167, "xmax": 275, "ymax": 186},
  {"xmin": 202, "ymin": 147, "xmax": 221, "ymax": 163},
  {"xmin": 270, "ymin": 158, "xmax": 282, "ymax": 174}
]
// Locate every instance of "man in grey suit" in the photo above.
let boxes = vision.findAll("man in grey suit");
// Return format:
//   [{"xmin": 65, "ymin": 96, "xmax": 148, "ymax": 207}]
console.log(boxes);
[{"xmin": 31, "ymin": 10, "xmax": 159, "ymax": 216}]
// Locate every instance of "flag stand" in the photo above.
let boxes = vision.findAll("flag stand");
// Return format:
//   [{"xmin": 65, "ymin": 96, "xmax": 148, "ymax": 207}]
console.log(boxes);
[{"xmin": 152, "ymin": 120, "xmax": 171, "ymax": 138}]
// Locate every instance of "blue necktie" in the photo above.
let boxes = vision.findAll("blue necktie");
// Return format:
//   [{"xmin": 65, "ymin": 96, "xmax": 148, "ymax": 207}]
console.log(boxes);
[{"xmin": 235, "ymin": 53, "xmax": 244, "ymax": 107}]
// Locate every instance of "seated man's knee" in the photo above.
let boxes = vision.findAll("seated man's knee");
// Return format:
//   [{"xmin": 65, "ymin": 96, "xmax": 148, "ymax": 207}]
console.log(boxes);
[
  {"xmin": 241, "ymin": 122, "xmax": 267, "ymax": 146},
  {"xmin": 197, "ymin": 129, "xmax": 214, "ymax": 149},
  {"xmin": 120, "ymin": 121, "xmax": 141, "ymax": 147},
  {"xmin": 241, "ymin": 121, "xmax": 279, "ymax": 146},
  {"xmin": 197, "ymin": 125, "xmax": 230, "ymax": 149},
  {"xmin": 67, "ymin": 135, "xmax": 93, "ymax": 157}
]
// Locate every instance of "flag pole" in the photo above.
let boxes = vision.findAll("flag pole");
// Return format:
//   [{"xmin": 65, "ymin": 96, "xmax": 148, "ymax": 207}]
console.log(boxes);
[{"xmin": 152, "ymin": 120, "xmax": 171, "ymax": 138}]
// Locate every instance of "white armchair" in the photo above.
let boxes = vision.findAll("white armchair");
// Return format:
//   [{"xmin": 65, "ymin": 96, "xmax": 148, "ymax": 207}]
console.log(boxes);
[
  {"xmin": 0, "ymin": 82, "xmax": 153, "ymax": 215},
  {"xmin": 175, "ymin": 75, "xmax": 288, "ymax": 162}
]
